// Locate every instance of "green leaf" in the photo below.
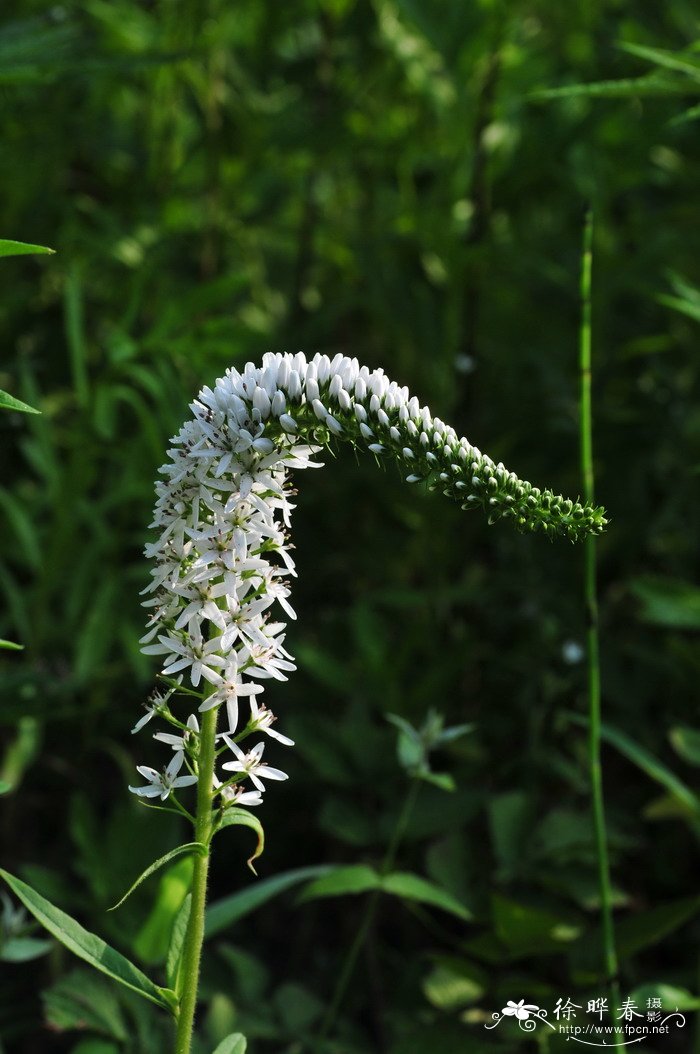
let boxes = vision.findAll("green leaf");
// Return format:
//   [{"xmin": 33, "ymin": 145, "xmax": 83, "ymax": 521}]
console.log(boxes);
[
  {"xmin": 108, "ymin": 843, "xmax": 206, "ymax": 911},
  {"xmin": 216, "ymin": 807, "xmax": 265, "ymax": 874},
  {"xmin": 492, "ymin": 893, "xmax": 580, "ymax": 956},
  {"xmin": 628, "ymin": 982, "xmax": 700, "ymax": 1012},
  {"xmin": 211, "ymin": 1035, "xmax": 247, "ymax": 1054},
  {"xmin": 0, "ymin": 869, "xmax": 176, "ymax": 1013},
  {"xmin": 670, "ymin": 727, "xmax": 700, "ymax": 767},
  {"xmin": 299, "ymin": 864, "xmax": 380, "ymax": 901},
  {"xmin": 616, "ymin": 896, "xmax": 700, "ymax": 958},
  {"xmin": 381, "ymin": 872, "xmax": 472, "ymax": 921},
  {"xmin": 205, "ymin": 865, "xmax": 331, "ymax": 940},
  {"xmin": 422, "ymin": 957, "xmax": 486, "ymax": 1010},
  {"xmin": 0, "ymin": 389, "xmax": 40, "ymax": 414},
  {"xmin": 568, "ymin": 714, "xmax": 700, "ymax": 815},
  {"xmin": 0, "ymin": 639, "xmax": 23, "ymax": 650},
  {"xmin": 0, "ymin": 238, "xmax": 54, "ymax": 257},
  {"xmin": 166, "ymin": 893, "xmax": 191, "ymax": 995},
  {"xmin": 629, "ymin": 575, "xmax": 700, "ymax": 629},
  {"xmin": 42, "ymin": 968, "xmax": 127, "ymax": 1040},
  {"xmin": 1, "ymin": 935, "xmax": 52, "ymax": 961}
]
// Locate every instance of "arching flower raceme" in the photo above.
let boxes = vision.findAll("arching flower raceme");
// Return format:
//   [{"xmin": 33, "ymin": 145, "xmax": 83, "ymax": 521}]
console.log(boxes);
[{"xmin": 131, "ymin": 352, "xmax": 607, "ymax": 813}]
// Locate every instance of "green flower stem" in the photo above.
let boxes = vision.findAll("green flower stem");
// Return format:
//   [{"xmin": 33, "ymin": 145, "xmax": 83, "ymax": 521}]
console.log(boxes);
[
  {"xmin": 580, "ymin": 210, "xmax": 621, "ymax": 1040},
  {"xmin": 174, "ymin": 703, "xmax": 218, "ymax": 1054},
  {"xmin": 319, "ymin": 778, "xmax": 421, "ymax": 1040}
]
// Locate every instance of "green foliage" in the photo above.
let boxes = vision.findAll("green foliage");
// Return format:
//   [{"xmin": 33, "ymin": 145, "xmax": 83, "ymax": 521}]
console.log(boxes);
[
  {"xmin": 300, "ymin": 863, "xmax": 472, "ymax": 920},
  {"xmin": 0, "ymin": 870, "xmax": 176, "ymax": 1012}
]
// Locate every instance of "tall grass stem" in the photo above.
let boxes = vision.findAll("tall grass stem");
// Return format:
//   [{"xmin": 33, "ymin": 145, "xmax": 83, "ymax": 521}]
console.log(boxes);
[{"xmin": 580, "ymin": 210, "xmax": 622, "ymax": 1041}]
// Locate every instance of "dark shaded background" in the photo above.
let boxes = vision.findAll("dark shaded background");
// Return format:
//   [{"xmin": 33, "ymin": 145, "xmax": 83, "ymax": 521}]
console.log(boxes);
[{"xmin": 1, "ymin": 2, "xmax": 700, "ymax": 1051}]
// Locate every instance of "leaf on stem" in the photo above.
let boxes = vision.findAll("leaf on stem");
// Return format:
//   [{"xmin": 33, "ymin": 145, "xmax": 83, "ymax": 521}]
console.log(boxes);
[
  {"xmin": 0, "ymin": 869, "xmax": 177, "ymax": 1012},
  {"xmin": 215, "ymin": 808, "xmax": 265, "ymax": 874},
  {"xmin": 108, "ymin": 843, "xmax": 206, "ymax": 911}
]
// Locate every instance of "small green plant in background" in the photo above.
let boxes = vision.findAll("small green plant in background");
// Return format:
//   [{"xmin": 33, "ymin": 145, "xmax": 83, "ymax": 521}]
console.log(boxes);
[
  {"xmin": 0, "ymin": 351, "xmax": 605, "ymax": 1053},
  {"xmin": 0, "ymin": 240, "xmax": 52, "ymax": 810},
  {"xmin": 0, "ymin": 238, "xmax": 53, "ymax": 653}
]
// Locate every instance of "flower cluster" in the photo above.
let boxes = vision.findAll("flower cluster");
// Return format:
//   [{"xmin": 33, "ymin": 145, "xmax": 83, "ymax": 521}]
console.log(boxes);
[{"xmin": 131, "ymin": 352, "xmax": 607, "ymax": 811}]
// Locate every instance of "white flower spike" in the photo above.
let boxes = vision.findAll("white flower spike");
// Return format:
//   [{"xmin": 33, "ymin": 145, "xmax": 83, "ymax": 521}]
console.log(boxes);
[{"xmin": 132, "ymin": 353, "xmax": 607, "ymax": 814}]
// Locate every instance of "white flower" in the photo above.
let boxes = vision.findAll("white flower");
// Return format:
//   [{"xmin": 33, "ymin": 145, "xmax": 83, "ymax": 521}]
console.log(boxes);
[
  {"xmin": 154, "ymin": 713, "xmax": 199, "ymax": 750},
  {"xmin": 198, "ymin": 654, "xmax": 264, "ymax": 734},
  {"xmin": 128, "ymin": 751, "xmax": 197, "ymax": 801},
  {"xmin": 221, "ymin": 738, "xmax": 288, "ymax": 792},
  {"xmin": 248, "ymin": 698, "xmax": 294, "ymax": 745},
  {"xmin": 220, "ymin": 784, "xmax": 264, "ymax": 807}
]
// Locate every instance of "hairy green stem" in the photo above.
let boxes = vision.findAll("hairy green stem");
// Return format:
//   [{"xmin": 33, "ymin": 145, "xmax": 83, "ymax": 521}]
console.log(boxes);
[
  {"xmin": 580, "ymin": 210, "xmax": 621, "ymax": 1036},
  {"xmin": 319, "ymin": 778, "xmax": 421, "ymax": 1039},
  {"xmin": 174, "ymin": 703, "xmax": 218, "ymax": 1054}
]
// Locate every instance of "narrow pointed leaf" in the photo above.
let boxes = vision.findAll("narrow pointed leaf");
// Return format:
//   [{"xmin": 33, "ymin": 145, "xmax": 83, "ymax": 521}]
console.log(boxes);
[
  {"xmin": 215, "ymin": 808, "xmax": 265, "ymax": 874},
  {"xmin": 108, "ymin": 843, "xmax": 206, "ymax": 911},
  {"xmin": 0, "ymin": 390, "xmax": 40, "ymax": 414},
  {"xmin": 0, "ymin": 239, "xmax": 55, "ymax": 258},
  {"xmin": 0, "ymin": 639, "xmax": 23, "ymax": 651},
  {"xmin": 205, "ymin": 865, "xmax": 331, "ymax": 939},
  {"xmin": 381, "ymin": 872, "xmax": 472, "ymax": 921},
  {"xmin": 0, "ymin": 869, "xmax": 176, "ymax": 1012}
]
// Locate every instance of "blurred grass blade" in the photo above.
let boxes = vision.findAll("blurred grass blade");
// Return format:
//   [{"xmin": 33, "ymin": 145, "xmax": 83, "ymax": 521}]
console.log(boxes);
[
  {"xmin": 108, "ymin": 843, "xmax": 206, "ymax": 911},
  {"xmin": 0, "ymin": 639, "xmax": 23, "ymax": 650},
  {"xmin": 530, "ymin": 75, "xmax": 696, "ymax": 101},
  {"xmin": 0, "ymin": 239, "xmax": 54, "ymax": 257},
  {"xmin": 0, "ymin": 717, "xmax": 40, "ymax": 794},
  {"xmin": 64, "ymin": 266, "xmax": 89, "ymax": 407},
  {"xmin": 205, "ymin": 866, "xmax": 331, "ymax": 939},
  {"xmin": 618, "ymin": 42, "xmax": 700, "ymax": 80},
  {"xmin": 569, "ymin": 714, "xmax": 700, "ymax": 814},
  {"xmin": 0, "ymin": 869, "xmax": 177, "ymax": 1012}
]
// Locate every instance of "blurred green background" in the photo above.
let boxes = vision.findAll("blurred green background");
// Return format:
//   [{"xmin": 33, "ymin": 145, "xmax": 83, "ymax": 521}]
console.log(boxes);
[{"xmin": 1, "ymin": 1, "xmax": 700, "ymax": 1052}]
